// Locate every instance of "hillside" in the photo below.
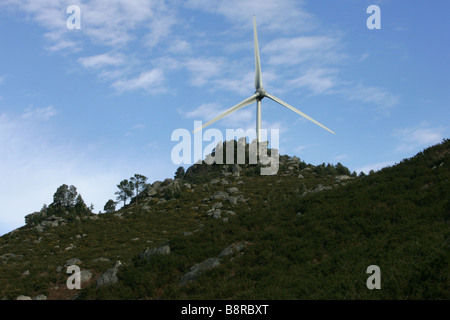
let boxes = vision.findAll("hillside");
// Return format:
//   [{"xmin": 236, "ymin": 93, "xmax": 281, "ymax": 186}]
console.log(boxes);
[{"xmin": 1, "ymin": 139, "xmax": 449, "ymax": 300}]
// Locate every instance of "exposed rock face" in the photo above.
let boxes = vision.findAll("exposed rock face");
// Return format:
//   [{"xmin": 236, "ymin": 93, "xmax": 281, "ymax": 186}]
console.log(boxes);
[
  {"xmin": 335, "ymin": 175, "xmax": 352, "ymax": 182},
  {"xmin": 291, "ymin": 156, "xmax": 300, "ymax": 163},
  {"xmin": 210, "ymin": 178, "xmax": 221, "ymax": 185},
  {"xmin": 162, "ymin": 179, "xmax": 181, "ymax": 192},
  {"xmin": 310, "ymin": 184, "xmax": 332, "ymax": 193},
  {"xmin": 211, "ymin": 191, "xmax": 229, "ymax": 201},
  {"xmin": 179, "ymin": 241, "xmax": 251, "ymax": 286},
  {"xmin": 28, "ymin": 214, "xmax": 68, "ymax": 232},
  {"xmin": 142, "ymin": 203, "xmax": 153, "ymax": 210},
  {"xmin": 64, "ymin": 258, "xmax": 81, "ymax": 266},
  {"xmin": 212, "ymin": 211, "xmax": 222, "ymax": 219},
  {"xmin": 228, "ymin": 195, "xmax": 245, "ymax": 205},
  {"xmin": 231, "ymin": 164, "xmax": 242, "ymax": 177},
  {"xmin": 15, "ymin": 293, "xmax": 47, "ymax": 300},
  {"xmin": 145, "ymin": 186, "xmax": 158, "ymax": 197},
  {"xmin": 139, "ymin": 245, "xmax": 170, "ymax": 261},
  {"xmin": 64, "ymin": 244, "xmax": 76, "ymax": 251},
  {"xmin": 179, "ymin": 258, "xmax": 221, "ymax": 286},
  {"xmin": 80, "ymin": 270, "xmax": 93, "ymax": 283},
  {"xmin": 183, "ymin": 183, "xmax": 192, "ymax": 190},
  {"xmin": 144, "ymin": 179, "xmax": 183, "ymax": 199},
  {"xmin": 211, "ymin": 202, "xmax": 223, "ymax": 210},
  {"xmin": 152, "ymin": 181, "xmax": 162, "ymax": 189},
  {"xmin": 1, "ymin": 253, "xmax": 24, "ymax": 265},
  {"xmin": 218, "ymin": 242, "xmax": 250, "ymax": 258},
  {"xmin": 96, "ymin": 261, "xmax": 123, "ymax": 288},
  {"xmin": 227, "ymin": 187, "xmax": 239, "ymax": 194}
]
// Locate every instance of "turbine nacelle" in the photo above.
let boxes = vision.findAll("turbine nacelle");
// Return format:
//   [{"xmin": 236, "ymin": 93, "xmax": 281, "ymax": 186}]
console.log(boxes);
[{"xmin": 255, "ymin": 87, "xmax": 266, "ymax": 100}]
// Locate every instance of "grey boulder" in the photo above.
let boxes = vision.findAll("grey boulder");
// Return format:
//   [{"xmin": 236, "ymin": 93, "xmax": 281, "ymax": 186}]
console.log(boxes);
[{"xmin": 96, "ymin": 261, "xmax": 123, "ymax": 288}]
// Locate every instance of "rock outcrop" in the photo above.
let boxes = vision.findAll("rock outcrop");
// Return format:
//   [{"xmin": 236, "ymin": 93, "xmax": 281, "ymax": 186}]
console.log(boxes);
[
  {"xmin": 27, "ymin": 214, "xmax": 68, "ymax": 232},
  {"xmin": 96, "ymin": 261, "xmax": 123, "ymax": 288},
  {"xmin": 139, "ymin": 245, "xmax": 171, "ymax": 261},
  {"xmin": 179, "ymin": 241, "xmax": 251, "ymax": 286}
]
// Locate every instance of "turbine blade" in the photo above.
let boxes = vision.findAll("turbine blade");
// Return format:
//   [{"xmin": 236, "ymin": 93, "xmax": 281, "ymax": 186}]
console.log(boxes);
[
  {"xmin": 192, "ymin": 94, "xmax": 258, "ymax": 133},
  {"xmin": 253, "ymin": 16, "xmax": 262, "ymax": 90},
  {"xmin": 265, "ymin": 93, "xmax": 335, "ymax": 134}
]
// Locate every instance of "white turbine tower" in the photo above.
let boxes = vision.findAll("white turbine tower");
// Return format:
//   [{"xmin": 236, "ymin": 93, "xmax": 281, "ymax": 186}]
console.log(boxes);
[{"xmin": 193, "ymin": 16, "xmax": 335, "ymax": 142}]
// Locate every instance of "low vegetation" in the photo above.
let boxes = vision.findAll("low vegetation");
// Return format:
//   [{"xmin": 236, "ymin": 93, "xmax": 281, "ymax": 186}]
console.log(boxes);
[{"xmin": 1, "ymin": 139, "xmax": 449, "ymax": 299}]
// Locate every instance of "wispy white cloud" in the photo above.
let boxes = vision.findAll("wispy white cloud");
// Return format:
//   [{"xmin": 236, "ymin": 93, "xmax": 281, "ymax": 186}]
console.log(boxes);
[
  {"xmin": 294, "ymin": 144, "xmax": 312, "ymax": 156},
  {"xmin": 261, "ymin": 120, "xmax": 285, "ymax": 136},
  {"xmin": 340, "ymin": 83, "xmax": 400, "ymax": 115},
  {"xmin": 182, "ymin": 103, "xmax": 221, "ymax": 120},
  {"xmin": 264, "ymin": 36, "xmax": 341, "ymax": 66},
  {"xmin": 168, "ymin": 39, "xmax": 192, "ymax": 54},
  {"xmin": 88, "ymin": 0, "xmax": 173, "ymax": 48},
  {"xmin": 44, "ymin": 32, "xmax": 81, "ymax": 52},
  {"xmin": 288, "ymin": 68, "xmax": 338, "ymax": 95},
  {"xmin": 145, "ymin": 141, "xmax": 158, "ymax": 149},
  {"xmin": 153, "ymin": 57, "xmax": 183, "ymax": 72},
  {"xmin": 78, "ymin": 53, "xmax": 125, "ymax": 69},
  {"xmin": 184, "ymin": 57, "xmax": 225, "ymax": 87},
  {"xmin": 184, "ymin": 0, "xmax": 316, "ymax": 33},
  {"xmin": 334, "ymin": 154, "xmax": 349, "ymax": 161},
  {"xmin": 111, "ymin": 69, "xmax": 165, "ymax": 93},
  {"xmin": 1, "ymin": 0, "xmax": 177, "ymax": 93},
  {"xmin": 3, "ymin": 0, "xmax": 399, "ymax": 117},
  {"xmin": 141, "ymin": 12, "xmax": 177, "ymax": 49},
  {"xmin": 213, "ymin": 70, "xmax": 279, "ymax": 96},
  {"xmin": 181, "ymin": 102, "xmax": 254, "ymax": 129},
  {"xmin": 355, "ymin": 161, "xmax": 395, "ymax": 174},
  {"xmin": 393, "ymin": 123, "xmax": 446, "ymax": 153},
  {"xmin": 357, "ymin": 52, "xmax": 370, "ymax": 62},
  {"xmin": 295, "ymin": 145, "xmax": 308, "ymax": 152},
  {"xmin": 132, "ymin": 123, "xmax": 146, "ymax": 130},
  {"xmin": 22, "ymin": 105, "xmax": 58, "ymax": 121},
  {"xmin": 213, "ymin": 71, "xmax": 255, "ymax": 96},
  {"xmin": 4, "ymin": 0, "xmax": 177, "ymax": 50},
  {"xmin": 3, "ymin": 0, "xmax": 79, "ymax": 52}
]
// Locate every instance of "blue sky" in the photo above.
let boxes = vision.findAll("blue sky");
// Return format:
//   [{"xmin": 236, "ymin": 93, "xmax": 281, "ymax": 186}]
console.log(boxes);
[{"xmin": 0, "ymin": 0, "xmax": 449, "ymax": 235}]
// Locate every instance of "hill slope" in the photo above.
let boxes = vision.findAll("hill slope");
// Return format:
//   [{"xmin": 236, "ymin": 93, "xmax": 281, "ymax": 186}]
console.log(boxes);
[{"xmin": 1, "ymin": 139, "xmax": 449, "ymax": 300}]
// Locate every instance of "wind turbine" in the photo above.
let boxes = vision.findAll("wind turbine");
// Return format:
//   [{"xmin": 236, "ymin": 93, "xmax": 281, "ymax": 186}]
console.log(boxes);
[{"xmin": 193, "ymin": 16, "xmax": 335, "ymax": 142}]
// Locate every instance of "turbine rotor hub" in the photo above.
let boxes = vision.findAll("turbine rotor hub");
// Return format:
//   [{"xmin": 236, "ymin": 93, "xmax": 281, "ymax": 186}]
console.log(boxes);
[{"xmin": 256, "ymin": 87, "xmax": 266, "ymax": 99}]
